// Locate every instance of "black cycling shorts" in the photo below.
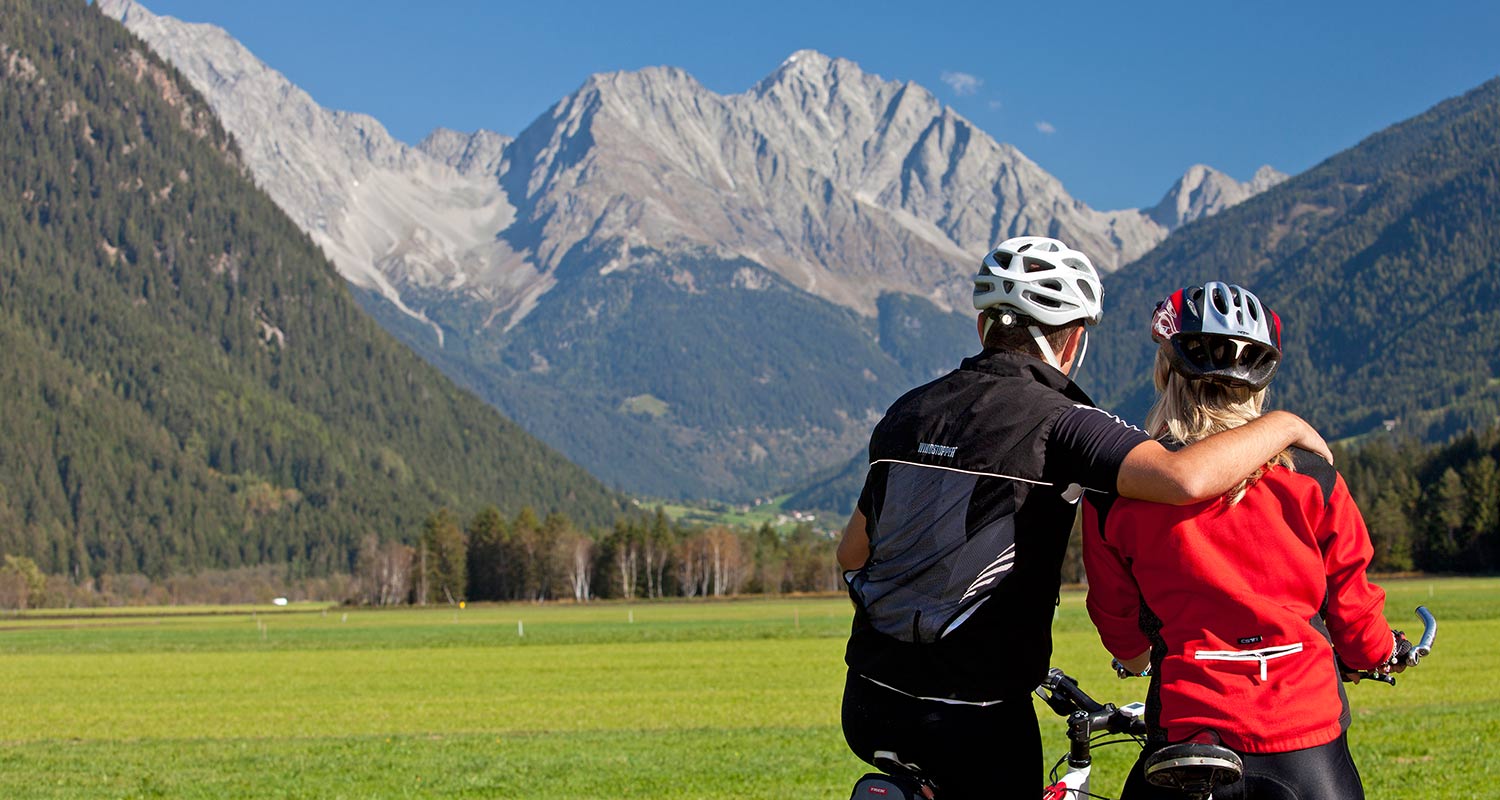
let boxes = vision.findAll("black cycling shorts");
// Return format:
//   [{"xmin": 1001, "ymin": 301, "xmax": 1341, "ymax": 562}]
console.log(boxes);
[
  {"xmin": 841, "ymin": 671, "xmax": 1042, "ymax": 799},
  {"xmin": 1121, "ymin": 732, "xmax": 1364, "ymax": 800}
]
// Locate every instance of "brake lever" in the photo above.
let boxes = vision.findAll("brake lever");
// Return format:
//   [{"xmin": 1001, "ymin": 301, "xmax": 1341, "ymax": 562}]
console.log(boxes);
[{"xmin": 1352, "ymin": 671, "xmax": 1397, "ymax": 686}]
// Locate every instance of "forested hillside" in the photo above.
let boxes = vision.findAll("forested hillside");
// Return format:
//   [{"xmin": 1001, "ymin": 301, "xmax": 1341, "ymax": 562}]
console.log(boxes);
[
  {"xmin": 1084, "ymin": 77, "xmax": 1500, "ymax": 441},
  {"xmin": 1342, "ymin": 428, "xmax": 1500, "ymax": 573},
  {"xmin": 359, "ymin": 248, "xmax": 976, "ymax": 498},
  {"xmin": 789, "ymin": 77, "xmax": 1500, "ymax": 521},
  {"xmin": 0, "ymin": 0, "xmax": 622, "ymax": 580}
]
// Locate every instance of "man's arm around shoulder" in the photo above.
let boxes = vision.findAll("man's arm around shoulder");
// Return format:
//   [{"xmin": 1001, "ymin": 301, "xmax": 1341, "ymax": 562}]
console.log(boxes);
[{"xmin": 1116, "ymin": 410, "xmax": 1333, "ymax": 505}]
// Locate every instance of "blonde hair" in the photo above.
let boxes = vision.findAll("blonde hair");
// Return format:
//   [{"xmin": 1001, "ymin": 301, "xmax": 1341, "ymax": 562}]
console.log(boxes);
[{"xmin": 1144, "ymin": 349, "xmax": 1293, "ymax": 505}]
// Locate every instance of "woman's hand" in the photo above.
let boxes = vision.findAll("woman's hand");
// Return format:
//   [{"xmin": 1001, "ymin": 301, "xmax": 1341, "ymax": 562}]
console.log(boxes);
[{"xmin": 1114, "ymin": 650, "xmax": 1152, "ymax": 678}]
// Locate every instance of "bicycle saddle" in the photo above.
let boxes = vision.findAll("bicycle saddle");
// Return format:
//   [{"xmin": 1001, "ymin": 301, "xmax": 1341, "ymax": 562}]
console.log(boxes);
[
  {"xmin": 1144, "ymin": 740, "xmax": 1244, "ymax": 794},
  {"xmin": 848, "ymin": 751, "xmax": 934, "ymax": 799}
]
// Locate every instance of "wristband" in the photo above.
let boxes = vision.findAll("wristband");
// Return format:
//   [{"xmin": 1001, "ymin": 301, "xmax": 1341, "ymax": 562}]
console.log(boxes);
[{"xmin": 1112, "ymin": 657, "xmax": 1152, "ymax": 679}]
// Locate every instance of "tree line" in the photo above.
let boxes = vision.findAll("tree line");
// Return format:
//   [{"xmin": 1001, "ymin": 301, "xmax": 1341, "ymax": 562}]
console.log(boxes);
[
  {"xmin": 10, "ymin": 416, "xmax": 1500, "ymax": 612},
  {"xmin": 0, "ymin": 507, "xmax": 843, "ymax": 610},
  {"xmin": 1338, "ymin": 426, "xmax": 1500, "ymax": 573},
  {"xmin": 359, "ymin": 507, "xmax": 843, "ymax": 606}
]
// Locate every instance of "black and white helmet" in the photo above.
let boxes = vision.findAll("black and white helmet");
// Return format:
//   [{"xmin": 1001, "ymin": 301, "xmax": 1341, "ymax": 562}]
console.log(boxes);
[
  {"xmin": 1151, "ymin": 281, "xmax": 1283, "ymax": 390},
  {"xmin": 972, "ymin": 237, "xmax": 1104, "ymax": 327}
]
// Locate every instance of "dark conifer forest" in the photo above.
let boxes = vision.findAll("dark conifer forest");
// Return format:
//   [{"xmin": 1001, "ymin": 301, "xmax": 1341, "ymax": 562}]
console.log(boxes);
[{"xmin": 0, "ymin": 0, "xmax": 623, "ymax": 581}]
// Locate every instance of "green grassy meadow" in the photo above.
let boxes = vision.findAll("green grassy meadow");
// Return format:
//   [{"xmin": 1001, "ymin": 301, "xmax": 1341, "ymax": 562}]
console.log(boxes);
[{"xmin": 0, "ymin": 577, "xmax": 1495, "ymax": 798}]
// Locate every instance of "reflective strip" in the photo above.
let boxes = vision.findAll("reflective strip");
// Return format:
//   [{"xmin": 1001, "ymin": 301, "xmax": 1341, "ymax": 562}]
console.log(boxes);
[
  {"xmin": 860, "ymin": 674, "xmax": 1009, "ymax": 707},
  {"xmin": 941, "ymin": 595, "xmax": 991, "ymax": 638},
  {"xmin": 1194, "ymin": 642, "xmax": 1304, "ymax": 680},
  {"xmin": 869, "ymin": 458, "xmax": 1053, "ymax": 486},
  {"xmin": 1069, "ymin": 404, "xmax": 1148, "ymax": 435},
  {"xmin": 960, "ymin": 545, "xmax": 1016, "ymax": 601}
]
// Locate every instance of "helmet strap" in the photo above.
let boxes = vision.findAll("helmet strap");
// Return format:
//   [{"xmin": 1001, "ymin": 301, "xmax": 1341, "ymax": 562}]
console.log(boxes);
[
  {"xmin": 1028, "ymin": 325, "xmax": 1063, "ymax": 372},
  {"xmin": 1068, "ymin": 329, "xmax": 1089, "ymax": 381}
]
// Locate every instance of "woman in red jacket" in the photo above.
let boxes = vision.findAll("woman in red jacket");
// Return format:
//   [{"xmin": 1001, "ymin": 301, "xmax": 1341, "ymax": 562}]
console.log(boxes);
[{"xmin": 1082, "ymin": 282, "xmax": 1399, "ymax": 799}]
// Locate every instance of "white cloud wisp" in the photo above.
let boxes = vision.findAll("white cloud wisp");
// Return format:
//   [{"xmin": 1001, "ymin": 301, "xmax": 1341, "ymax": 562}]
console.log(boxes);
[{"xmin": 941, "ymin": 70, "xmax": 982, "ymax": 96}]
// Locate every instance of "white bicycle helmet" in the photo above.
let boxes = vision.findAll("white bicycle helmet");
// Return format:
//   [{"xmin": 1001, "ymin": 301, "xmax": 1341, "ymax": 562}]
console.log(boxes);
[
  {"xmin": 973, "ymin": 237, "xmax": 1104, "ymax": 375},
  {"xmin": 1150, "ymin": 281, "xmax": 1283, "ymax": 390}
]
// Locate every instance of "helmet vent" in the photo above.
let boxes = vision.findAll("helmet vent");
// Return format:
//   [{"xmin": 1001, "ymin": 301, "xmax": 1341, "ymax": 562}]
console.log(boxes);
[
  {"xmin": 971, "ymin": 236, "xmax": 1102, "ymax": 327},
  {"xmin": 1028, "ymin": 291, "xmax": 1063, "ymax": 309},
  {"xmin": 1210, "ymin": 287, "xmax": 1230, "ymax": 315}
]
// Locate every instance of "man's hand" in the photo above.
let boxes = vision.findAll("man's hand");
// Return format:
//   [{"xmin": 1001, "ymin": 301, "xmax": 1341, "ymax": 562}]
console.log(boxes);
[{"xmin": 1277, "ymin": 410, "xmax": 1333, "ymax": 465}]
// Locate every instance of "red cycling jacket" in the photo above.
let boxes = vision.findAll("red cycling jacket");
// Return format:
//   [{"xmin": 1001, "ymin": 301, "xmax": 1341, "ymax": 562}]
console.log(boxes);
[{"xmin": 1082, "ymin": 448, "xmax": 1394, "ymax": 754}]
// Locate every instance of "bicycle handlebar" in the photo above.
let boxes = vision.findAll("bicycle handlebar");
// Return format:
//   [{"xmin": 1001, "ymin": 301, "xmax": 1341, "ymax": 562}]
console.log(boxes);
[
  {"xmin": 1035, "ymin": 669, "xmax": 1145, "ymax": 735},
  {"xmin": 1346, "ymin": 605, "xmax": 1437, "ymax": 685},
  {"xmin": 1412, "ymin": 605, "xmax": 1437, "ymax": 659},
  {"xmin": 1036, "ymin": 669, "xmax": 1104, "ymax": 716}
]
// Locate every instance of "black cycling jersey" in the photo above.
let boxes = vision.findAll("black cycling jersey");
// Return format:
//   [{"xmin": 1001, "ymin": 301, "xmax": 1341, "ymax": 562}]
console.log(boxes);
[
  {"xmin": 1044, "ymin": 405, "xmax": 1151, "ymax": 493},
  {"xmin": 845, "ymin": 349, "xmax": 1150, "ymax": 703},
  {"xmin": 854, "ymin": 403, "xmax": 1148, "ymax": 520}
]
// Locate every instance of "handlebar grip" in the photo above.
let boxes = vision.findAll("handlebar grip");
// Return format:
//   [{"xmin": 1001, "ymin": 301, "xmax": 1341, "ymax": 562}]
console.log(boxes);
[
  {"xmin": 1342, "ymin": 607, "xmax": 1438, "ymax": 684},
  {"xmin": 1413, "ymin": 606, "xmax": 1436, "ymax": 658},
  {"xmin": 1035, "ymin": 669, "xmax": 1106, "ymax": 716}
]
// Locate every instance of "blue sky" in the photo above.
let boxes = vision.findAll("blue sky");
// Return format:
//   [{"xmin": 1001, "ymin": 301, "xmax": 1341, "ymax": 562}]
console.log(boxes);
[{"xmin": 133, "ymin": 0, "xmax": 1500, "ymax": 210}]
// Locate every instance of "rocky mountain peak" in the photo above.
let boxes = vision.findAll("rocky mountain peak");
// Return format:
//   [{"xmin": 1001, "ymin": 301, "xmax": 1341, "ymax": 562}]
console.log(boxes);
[
  {"xmin": 418, "ymin": 127, "xmax": 512, "ymax": 177},
  {"xmin": 1147, "ymin": 163, "xmax": 1287, "ymax": 232},
  {"xmin": 1250, "ymin": 164, "xmax": 1290, "ymax": 193},
  {"xmin": 755, "ymin": 49, "xmax": 839, "ymax": 90},
  {"xmin": 97, "ymin": 0, "xmax": 147, "ymax": 23},
  {"xmin": 102, "ymin": 0, "xmax": 1299, "ymax": 500}
]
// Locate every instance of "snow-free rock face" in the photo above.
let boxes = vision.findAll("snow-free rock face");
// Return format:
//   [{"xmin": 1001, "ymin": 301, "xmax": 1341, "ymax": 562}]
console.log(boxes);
[
  {"xmin": 418, "ymin": 128, "xmax": 512, "ymax": 178},
  {"xmin": 1147, "ymin": 163, "xmax": 1289, "ymax": 231},
  {"xmin": 98, "ymin": 0, "xmax": 528, "ymax": 345},
  {"xmin": 100, "ymin": 4, "xmax": 1186, "ymax": 329},
  {"xmin": 497, "ymin": 50, "xmax": 1173, "ymax": 316},
  {"xmin": 101, "ymin": 1, "xmax": 1289, "ymax": 498}
]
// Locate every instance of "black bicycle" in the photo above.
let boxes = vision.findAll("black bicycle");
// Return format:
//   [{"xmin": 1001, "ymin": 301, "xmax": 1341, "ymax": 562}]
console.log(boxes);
[{"xmin": 849, "ymin": 606, "xmax": 1438, "ymax": 800}]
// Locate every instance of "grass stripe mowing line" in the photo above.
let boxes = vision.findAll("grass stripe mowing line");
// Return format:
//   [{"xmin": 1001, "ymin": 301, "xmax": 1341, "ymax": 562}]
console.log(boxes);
[
  {"xmin": 0, "ymin": 639, "xmax": 848, "ymax": 742},
  {"xmin": 3, "ymin": 579, "xmax": 1496, "ymax": 797},
  {"xmin": 0, "ymin": 727, "xmax": 866, "ymax": 799},
  {"xmin": 0, "ymin": 599, "xmax": 855, "ymax": 655}
]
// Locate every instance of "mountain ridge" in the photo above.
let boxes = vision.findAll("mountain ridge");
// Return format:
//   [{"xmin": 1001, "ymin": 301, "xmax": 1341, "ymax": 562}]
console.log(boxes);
[
  {"xmin": 100, "ymin": 0, "xmax": 1288, "ymax": 499},
  {"xmin": 1085, "ymin": 75, "xmax": 1500, "ymax": 444}
]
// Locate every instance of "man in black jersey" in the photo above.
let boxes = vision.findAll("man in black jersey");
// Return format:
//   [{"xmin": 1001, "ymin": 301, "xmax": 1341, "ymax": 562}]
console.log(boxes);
[{"xmin": 836, "ymin": 237, "xmax": 1333, "ymax": 797}]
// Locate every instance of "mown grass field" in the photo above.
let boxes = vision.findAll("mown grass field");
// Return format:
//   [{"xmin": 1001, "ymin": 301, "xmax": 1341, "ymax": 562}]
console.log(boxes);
[{"xmin": 0, "ymin": 577, "xmax": 1495, "ymax": 798}]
